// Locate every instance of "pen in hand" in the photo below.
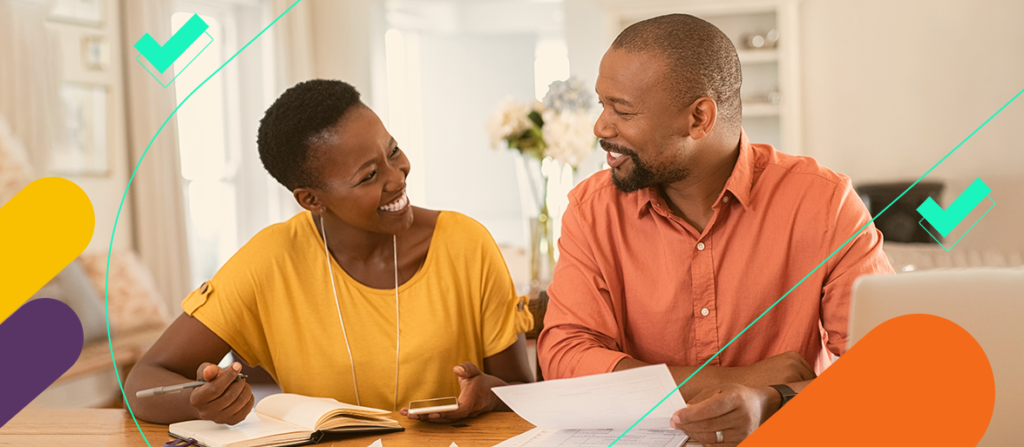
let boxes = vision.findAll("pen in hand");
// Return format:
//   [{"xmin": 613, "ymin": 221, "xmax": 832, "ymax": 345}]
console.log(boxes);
[{"xmin": 135, "ymin": 374, "xmax": 248, "ymax": 398}]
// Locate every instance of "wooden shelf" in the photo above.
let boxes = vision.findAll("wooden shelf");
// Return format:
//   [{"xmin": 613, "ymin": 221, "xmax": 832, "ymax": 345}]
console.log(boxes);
[
  {"xmin": 743, "ymin": 102, "xmax": 781, "ymax": 117},
  {"xmin": 738, "ymin": 49, "xmax": 778, "ymax": 63}
]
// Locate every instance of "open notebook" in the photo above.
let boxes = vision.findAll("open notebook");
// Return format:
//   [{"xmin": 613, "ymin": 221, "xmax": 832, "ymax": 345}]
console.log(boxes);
[{"xmin": 169, "ymin": 394, "xmax": 404, "ymax": 447}]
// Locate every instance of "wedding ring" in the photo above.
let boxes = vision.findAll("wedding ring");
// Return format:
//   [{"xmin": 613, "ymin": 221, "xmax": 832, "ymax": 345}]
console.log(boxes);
[{"xmin": 715, "ymin": 430, "xmax": 725, "ymax": 443}]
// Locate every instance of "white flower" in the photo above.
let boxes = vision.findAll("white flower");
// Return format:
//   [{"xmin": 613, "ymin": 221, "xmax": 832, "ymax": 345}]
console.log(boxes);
[
  {"xmin": 541, "ymin": 110, "xmax": 596, "ymax": 168},
  {"xmin": 485, "ymin": 97, "xmax": 534, "ymax": 150},
  {"xmin": 543, "ymin": 76, "xmax": 594, "ymax": 113}
]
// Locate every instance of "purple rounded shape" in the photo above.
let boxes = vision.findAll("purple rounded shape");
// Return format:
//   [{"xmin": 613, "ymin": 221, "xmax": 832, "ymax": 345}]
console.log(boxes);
[{"xmin": 0, "ymin": 298, "xmax": 84, "ymax": 428}]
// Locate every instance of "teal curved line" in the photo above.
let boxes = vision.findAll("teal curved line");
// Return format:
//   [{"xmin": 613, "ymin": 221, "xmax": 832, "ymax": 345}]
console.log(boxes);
[
  {"xmin": 105, "ymin": 1, "xmax": 302, "ymax": 445},
  {"xmin": 609, "ymin": 85, "xmax": 1024, "ymax": 446}
]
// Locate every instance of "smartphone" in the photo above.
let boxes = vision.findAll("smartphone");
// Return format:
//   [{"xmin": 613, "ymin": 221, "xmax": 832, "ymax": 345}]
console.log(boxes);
[{"xmin": 407, "ymin": 396, "xmax": 460, "ymax": 415}]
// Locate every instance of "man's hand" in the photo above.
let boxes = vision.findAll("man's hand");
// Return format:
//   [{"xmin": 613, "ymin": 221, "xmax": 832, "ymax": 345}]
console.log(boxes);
[
  {"xmin": 399, "ymin": 362, "xmax": 504, "ymax": 423},
  {"xmin": 669, "ymin": 383, "xmax": 779, "ymax": 446},
  {"xmin": 729, "ymin": 351, "xmax": 815, "ymax": 386},
  {"xmin": 189, "ymin": 362, "xmax": 254, "ymax": 425}
]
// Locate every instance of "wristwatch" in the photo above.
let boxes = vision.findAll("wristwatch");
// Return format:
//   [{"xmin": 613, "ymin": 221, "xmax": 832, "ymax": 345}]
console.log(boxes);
[{"xmin": 767, "ymin": 384, "xmax": 797, "ymax": 410}]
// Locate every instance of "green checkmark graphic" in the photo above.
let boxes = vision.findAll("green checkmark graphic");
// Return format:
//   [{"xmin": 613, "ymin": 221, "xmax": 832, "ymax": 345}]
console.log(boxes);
[
  {"xmin": 134, "ymin": 13, "xmax": 209, "ymax": 74},
  {"xmin": 917, "ymin": 177, "xmax": 991, "ymax": 238}
]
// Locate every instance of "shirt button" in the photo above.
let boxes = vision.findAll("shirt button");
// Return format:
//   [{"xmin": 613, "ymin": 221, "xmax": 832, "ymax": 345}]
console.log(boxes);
[
  {"xmin": 701, "ymin": 308, "xmax": 710, "ymax": 316},
  {"xmin": 722, "ymin": 196, "xmax": 730, "ymax": 203},
  {"xmin": 697, "ymin": 242, "xmax": 705, "ymax": 250}
]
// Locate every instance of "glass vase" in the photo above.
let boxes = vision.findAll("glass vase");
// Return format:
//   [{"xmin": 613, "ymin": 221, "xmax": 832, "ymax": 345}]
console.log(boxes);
[{"xmin": 515, "ymin": 155, "xmax": 557, "ymax": 292}]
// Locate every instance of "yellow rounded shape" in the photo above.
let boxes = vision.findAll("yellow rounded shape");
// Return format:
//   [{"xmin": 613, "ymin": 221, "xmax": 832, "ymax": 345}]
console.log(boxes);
[{"xmin": 0, "ymin": 177, "xmax": 95, "ymax": 324}]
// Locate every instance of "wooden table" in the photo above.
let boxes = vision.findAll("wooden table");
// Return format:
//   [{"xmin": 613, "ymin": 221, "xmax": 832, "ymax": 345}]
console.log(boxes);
[{"xmin": 0, "ymin": 409, "xmax": 535, "ymax": 447}]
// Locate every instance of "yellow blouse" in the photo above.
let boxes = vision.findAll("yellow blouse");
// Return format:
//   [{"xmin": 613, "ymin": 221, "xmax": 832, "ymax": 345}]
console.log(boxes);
[{"xmin": 182, "ymin": 211, "xmax": 530, "ymax": 410}]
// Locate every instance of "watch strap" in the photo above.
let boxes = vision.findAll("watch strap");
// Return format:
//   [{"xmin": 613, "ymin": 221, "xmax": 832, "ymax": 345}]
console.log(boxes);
[{"xmin": 768, "ymin": 384, "xmax": 797, "ymax": 409}]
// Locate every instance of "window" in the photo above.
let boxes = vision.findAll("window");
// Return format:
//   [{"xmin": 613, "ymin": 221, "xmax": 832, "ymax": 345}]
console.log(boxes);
[{"xmin": 172, "ymin": 0, "xmax": 275, "ymax": 286}]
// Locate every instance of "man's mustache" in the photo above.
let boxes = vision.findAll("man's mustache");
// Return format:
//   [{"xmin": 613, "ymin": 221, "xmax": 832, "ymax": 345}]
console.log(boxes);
[{"xmin": 599, "ymin": 139, "xmax": 637, "ymax": 157}]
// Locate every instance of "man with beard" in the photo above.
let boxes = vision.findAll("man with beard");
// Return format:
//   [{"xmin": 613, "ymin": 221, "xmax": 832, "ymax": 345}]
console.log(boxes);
[{"xmin": 537, "ymin": 14, "xmax": 893, "ymax": 445}]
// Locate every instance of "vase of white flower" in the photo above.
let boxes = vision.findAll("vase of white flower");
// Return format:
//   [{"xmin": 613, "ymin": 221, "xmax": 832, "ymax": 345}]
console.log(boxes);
[{"xmin": 486, "ymin": 76, "xmax": 597, "ymax": 292}]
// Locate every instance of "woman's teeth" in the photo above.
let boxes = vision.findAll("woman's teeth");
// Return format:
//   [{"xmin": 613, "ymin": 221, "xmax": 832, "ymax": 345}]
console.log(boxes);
[{"xmin": 379, "ymin": 192, "xmax": 409, "ymax": 212}]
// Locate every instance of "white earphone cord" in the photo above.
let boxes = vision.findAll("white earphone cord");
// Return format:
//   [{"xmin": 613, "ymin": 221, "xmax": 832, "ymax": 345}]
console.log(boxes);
[
  {"xmin": 320, "ymin": 214, "xmax": 401, "ymax": 411},
  {"xmin": 320, "ymin": 215, "xmax": 361, "ymax": 406},
  {"xmin": 392, "ymin": 234, "xmax": 400, "ymax": 412}
]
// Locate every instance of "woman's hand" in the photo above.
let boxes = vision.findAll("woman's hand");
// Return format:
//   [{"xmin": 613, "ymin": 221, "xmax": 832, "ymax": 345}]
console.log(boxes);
[
  {"xmin": 189, "ymin": 361, "xmax": 255, "ymax": 425},
  {"xmin": 400, "ymin": 362, "xmax": 505, "ymax": 423},
  {"xmin": 669, "ymin": 383, "xmax": 779, "ymax": 446}
]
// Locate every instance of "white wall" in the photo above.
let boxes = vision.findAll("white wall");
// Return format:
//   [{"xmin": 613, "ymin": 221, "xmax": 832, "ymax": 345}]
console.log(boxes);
[
  {"xmin": 417, "ymin": 32, "xmax": 537, "ymax": 247},
  {"xmin": 308, "ymin": 0, "xmax": 377, "ymax": 104},
  {"xmin": 564, "ymin": 0, "xmax": 608, "ymax": 96},
  {"xmin": 800, "ymin": 0, "xmax": 1024, "ymax": 184}
]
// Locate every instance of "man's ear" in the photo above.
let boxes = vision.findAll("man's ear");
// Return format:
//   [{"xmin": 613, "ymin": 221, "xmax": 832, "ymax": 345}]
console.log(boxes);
[
  {"xmin": 687, "ymin": 97, "xmax": 718, "ymax": 141},
  {"xmin": 293, "ymin": 188, "xmax": 322, "ymax": 214}
]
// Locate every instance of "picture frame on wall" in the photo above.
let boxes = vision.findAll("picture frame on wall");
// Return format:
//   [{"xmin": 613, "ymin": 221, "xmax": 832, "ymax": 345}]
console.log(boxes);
[
  {"xmin": 49, "ymin": 82, "xmax": 110, "ymax": 176},
  {"xmin": 81, "ymin": 35, "xmax": 110, "ymax": 71},
  {"xmin": 49, "ymin": 0, "xmax": 105, "ymax": 27}
]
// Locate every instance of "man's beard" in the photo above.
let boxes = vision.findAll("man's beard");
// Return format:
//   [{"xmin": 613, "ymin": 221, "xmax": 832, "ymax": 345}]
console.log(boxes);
[{"xmin": 601, "ymin": 140, "xmax": 689, "ymax": 193}]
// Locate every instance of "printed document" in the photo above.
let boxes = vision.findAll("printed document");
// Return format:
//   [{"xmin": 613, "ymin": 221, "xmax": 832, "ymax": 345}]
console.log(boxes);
[{"xmin": 491, "ymin": 365, "xmax": 688, "ymax": 447}]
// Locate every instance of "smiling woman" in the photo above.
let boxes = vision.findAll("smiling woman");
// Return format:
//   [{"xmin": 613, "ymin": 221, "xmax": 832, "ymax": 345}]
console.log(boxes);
[{"xmin": 123, "ymin": 79, "xmax": 536, "ymax": 425}]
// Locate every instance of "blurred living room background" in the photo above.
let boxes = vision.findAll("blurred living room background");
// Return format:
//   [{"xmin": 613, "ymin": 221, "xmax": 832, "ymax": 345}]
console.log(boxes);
[{"xmin": 1, "ymin": 0, "xmax": 1022, "ymax": 409}]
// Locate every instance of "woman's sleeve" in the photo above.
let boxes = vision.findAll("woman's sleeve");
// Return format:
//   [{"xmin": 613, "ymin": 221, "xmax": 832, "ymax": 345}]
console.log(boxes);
[
  {"xmin": 474, "ymin": 222, "xmax": 531, "ymax": 358},
  {"xmin": 180, "ymin": 245, "xmax": 270, "ymax": 368}
]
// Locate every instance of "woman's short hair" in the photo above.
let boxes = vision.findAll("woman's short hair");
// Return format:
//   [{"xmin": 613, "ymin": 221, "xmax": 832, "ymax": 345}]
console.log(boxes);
[{"xmin": 257, "ymin": 79, "xmax": 362, "ymax": 191}]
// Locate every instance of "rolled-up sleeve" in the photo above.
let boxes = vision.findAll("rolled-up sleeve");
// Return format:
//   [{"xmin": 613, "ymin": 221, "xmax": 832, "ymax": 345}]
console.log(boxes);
[
  {"xmin": 821, "ymin": 176, "xmax": 895, "ymax": 356},
  {"xmin": 538, "ymin": 194, "xmax": 630, "ymax": 379}
]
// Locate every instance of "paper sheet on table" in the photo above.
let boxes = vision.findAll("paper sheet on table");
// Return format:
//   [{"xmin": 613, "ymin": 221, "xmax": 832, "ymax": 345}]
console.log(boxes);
[
  {"xmin": 367, "ymin": 438, "xmax": 383, "ymax": 447},
  {"xmin": 493, "ymin": 427, "xmax": 688, "ymax": 447},
  {"xmin": 491, "ymin": 364, "xmax": 686, "ymax": 430}
]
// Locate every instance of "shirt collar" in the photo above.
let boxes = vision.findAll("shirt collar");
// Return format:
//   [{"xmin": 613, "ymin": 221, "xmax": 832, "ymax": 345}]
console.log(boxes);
[
  {"xmin": 635, "ymin": 128, "xmax": 754, "ymax": 219},
  {"xmin": 721, "ymin": 128, "xmax": 753, "ymax": 209}
]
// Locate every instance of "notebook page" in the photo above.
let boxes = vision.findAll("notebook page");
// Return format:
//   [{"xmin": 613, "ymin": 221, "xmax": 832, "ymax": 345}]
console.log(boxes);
[
  {"xmin": 317, "ymin": 414, "xmax": 401, "ymax": 430},
  {"xmin": 255, "ymin": 394, "xmax": 390, "ymax": 430},
  {"xmin": 169, "ymin": 412, "xmax": 309, "ymax": 447}
]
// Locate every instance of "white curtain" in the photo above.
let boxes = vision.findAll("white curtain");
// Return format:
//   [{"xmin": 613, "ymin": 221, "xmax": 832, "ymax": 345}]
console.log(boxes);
[
  {"xmin": 270, "ymin": 0, "xmax": 315, "ymax": 87},
  {"xmin": 119, "ymin": 0, "xmax": 193, "ymax": 312},
  {"xmin": 264, "ymin": 0, "xmax": 314, "ymax": 222},
  {"xmin": 0, "ymin": 0, "xmax": 66, "ymax": 174}
]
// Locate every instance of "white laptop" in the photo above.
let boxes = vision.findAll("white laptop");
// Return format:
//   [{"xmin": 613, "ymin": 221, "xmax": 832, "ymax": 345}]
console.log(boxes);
[{"xmin": 849, "ymin": 268, "xmax": 1024, "ymax": 446}]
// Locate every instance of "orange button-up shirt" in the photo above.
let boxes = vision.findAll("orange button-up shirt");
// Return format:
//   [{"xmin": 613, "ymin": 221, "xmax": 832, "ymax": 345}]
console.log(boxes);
[{"xmin": 538, "ymin": 131, "xmax": 894, "ymax": 379}]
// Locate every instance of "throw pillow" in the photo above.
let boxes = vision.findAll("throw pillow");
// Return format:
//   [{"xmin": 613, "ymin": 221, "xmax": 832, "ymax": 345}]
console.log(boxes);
[{"xmin": 78, "ymin": 249, "xmax": 172, "ymax": 334}]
